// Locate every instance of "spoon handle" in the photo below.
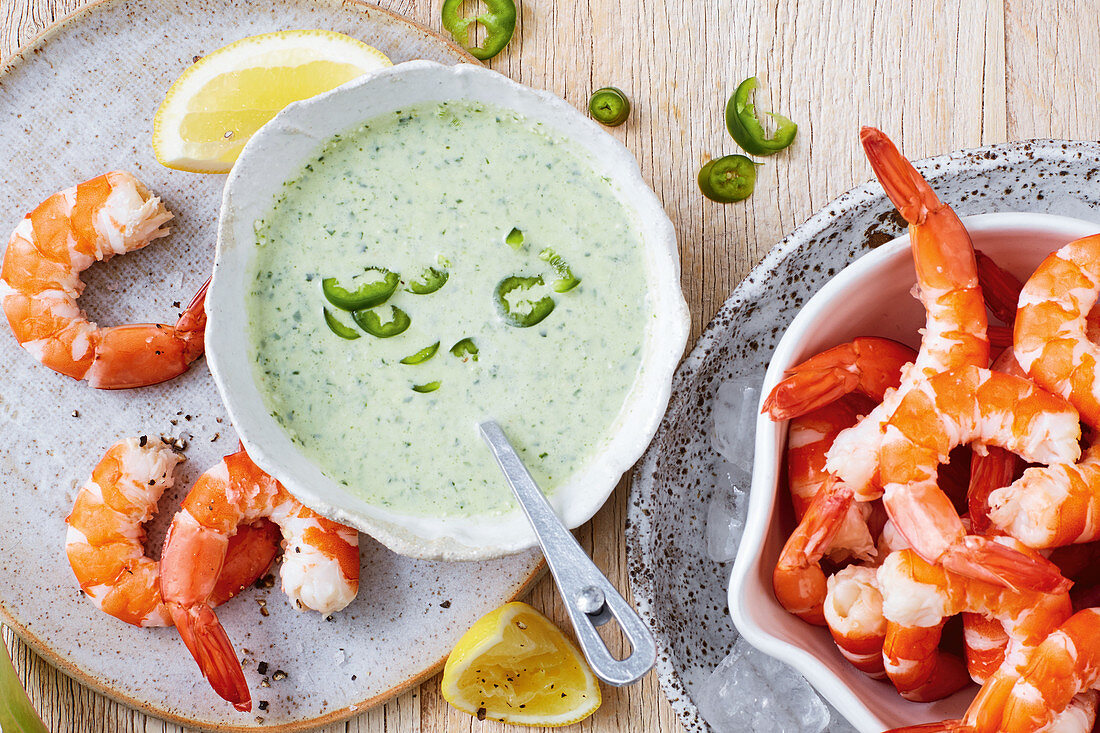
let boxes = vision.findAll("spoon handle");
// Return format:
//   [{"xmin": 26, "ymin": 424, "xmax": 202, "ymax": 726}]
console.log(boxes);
[{"xmin": 479, "ymin": 421, "xmax": 656, "ymax": 686}]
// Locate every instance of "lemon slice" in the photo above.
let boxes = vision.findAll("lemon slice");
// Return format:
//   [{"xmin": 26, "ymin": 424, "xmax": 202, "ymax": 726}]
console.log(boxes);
[
  {"xmin": 153, "ymin": 30, "xmax": 391, "ymax": 173},
  {"xmin": 442, "ymin": 602, "xmax": 601, "ymax": 726}
]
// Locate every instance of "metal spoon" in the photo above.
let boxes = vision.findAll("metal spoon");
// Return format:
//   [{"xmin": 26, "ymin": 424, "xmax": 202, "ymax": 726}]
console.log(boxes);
[{"xmin": 479, "ymin": 420, "xmax": 656, "ymax": 686}]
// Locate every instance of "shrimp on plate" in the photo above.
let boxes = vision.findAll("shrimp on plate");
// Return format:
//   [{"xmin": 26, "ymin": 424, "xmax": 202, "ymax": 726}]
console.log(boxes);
[
  {"xmin": 762, "ymin": 337, "xmax": 915, "ymax": 420},
  {"xmin": 786, "ymin": 394, "xmax": 880, "ymax": 563},
  {"xmin": 1014, "ymin": 234, "xmax": 1100, "ymax": 426},
  {"xmin": 878, "ymin": 364, "xmax": 1078, "ymax": 592},
  {"xmin": 877, "ymin": 547, "xmax": 1071, "ymax": 704},
  {"xmin": 825, "ymin": 127, "xmax": 990, "ymax": 502},
  {"xmin": 160, "ymin": 446, "xmax": 361, "ymax": 712},
  {"xmin": 65, "ymin": 437, "xmax": 281, "ymax": 627},
  {"xmin": 823, "ymin": 565, "xmax": 888, "ymax": 680},
  {"xmin": 0, "ymin": 171, "xmax": 207, "ymax": 388}
]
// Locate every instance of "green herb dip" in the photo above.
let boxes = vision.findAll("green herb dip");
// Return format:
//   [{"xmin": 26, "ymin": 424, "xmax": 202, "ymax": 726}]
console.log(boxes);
[{"xmin": 247, "ymin": 101, "xmax": 649, "ymax": 517}]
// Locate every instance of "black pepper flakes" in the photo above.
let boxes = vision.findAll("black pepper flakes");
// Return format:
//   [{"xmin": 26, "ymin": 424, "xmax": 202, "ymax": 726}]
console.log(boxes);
[
  {"xmin": 476, "ymin": 707, "xmax": 487, "ymax": 721},
  {"xmin": 439, "ymin": 600, "xmax": 451, "ymax": 609},
  {"xmin": 71, "ymin": 410, "xmax": 80, "ymax": 418},
  {"xmin": 258, "ymin": 700, "xmax": 268, "ymax": 711},
  {"xmin": 272, "ymin": 670, "xmax": 287, "ymax": 681},
  {"xmin": 257, "ymin": 661, "xmax": 268, "ymax": 675}
]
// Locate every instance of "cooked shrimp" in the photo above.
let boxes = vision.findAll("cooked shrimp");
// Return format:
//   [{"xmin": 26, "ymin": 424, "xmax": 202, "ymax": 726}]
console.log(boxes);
[
  {"xmin": 963, "ymin": 612, "xmax": 1010, "ymax": 684},
  {"xmin": 786, "ymin": 395, "xmax": 878, "ymax": 562},
  {"xmin": 992, "ymin": 608, "xmax": 1100, "ymax": 733},
  {"xmin": 877, "ymin": 548, "xmax": 1071, "ymax": 705},
  {"xmin": 988, "ymin": 434, "xmax": 1100, "ymax": 549},
  {"xmin": 65, "ymin": 437, "xmax": 280, "ymax": 627},
  {"xmin": 762, "ymin": 337, "xmax": 915, "ymax": 420},
  {"xmin": 160, "ymin": 446, "xmax": 360, "ymax": 711},
  {"xmin": 826, "ymin": 128, "xmax": 989, "ymax": 501},
  {"xmin": 880, "ymin": 365, "xmax": 1078, "ymax": 591},
  {"xmin": 772, "ymin": 475, "xmax": 854, "ymax": 625},
  {"xmin": 967, "ymin": 351, "xmax": 1029, "ymax": 536},
  {"xmin": 884, "ymin": 691, "xmax": 1100, "ymax": 733},
  {"xmin": 823, "ymin": 565, "xmax": 887, "ymax": 680},
  {"xmin": 0, "ymin": 171, "xmax": 207, "ymax": 388},
  {"xmin": 1013, "ymin": 234, "xmax": 1100, "ymax": 426}
]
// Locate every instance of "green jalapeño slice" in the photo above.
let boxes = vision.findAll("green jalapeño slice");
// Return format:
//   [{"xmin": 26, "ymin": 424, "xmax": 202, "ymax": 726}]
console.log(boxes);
[
  {"xmin": 725, "ymin": 76, "xmax": 798, "ymax": 156},
  {"xmin": 698, "ymin": 154, "xmax": 757, "ymax": 203},
  {"xmin": 449, "ymin": 337, "xmax": 479, "ymax": 361},
  {"xmin": 405, "ymin": 266, "xmax": 449, "ymax": 294},
  {"xmin": 353, "ymin": 305, "xmax": 411, "ymax": 338},
  {"xmin": 323, "ymin": 307, "xmax": 361, "ymax": 340},
  {"xmin": 400, "ymin": 341, "xmax": 440, "ymax": 364},
  {"xmin": 588, "ymin": 87, "xmax": 631, "ymax": 127},
  {"xmin": 494, "ymin": 275, "xmax": 555, "ymax": 327},
  {"xmin": 322, "ymin": 267, "xmax": 400, "ymax": 310},
  {"xmin": 505, "ymin": 227, "xmax": 525, "ymax": 249},
  {"xmin": 538, "ymin": 247, "xmax": 581, "ymax": 292},
  {"xmin": 441, "ymin": 0, "xmax": 516, "ymax": 60}
]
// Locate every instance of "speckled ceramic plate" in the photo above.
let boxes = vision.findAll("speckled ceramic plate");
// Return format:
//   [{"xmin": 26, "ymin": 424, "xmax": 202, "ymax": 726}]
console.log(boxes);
[
  {"xmin": 626, "ymin": 140, "xmax": 1100, "ymax": 732},
  {"xmin": 0, "ymin": 1, "xmax": 544, "ymax": 731}
]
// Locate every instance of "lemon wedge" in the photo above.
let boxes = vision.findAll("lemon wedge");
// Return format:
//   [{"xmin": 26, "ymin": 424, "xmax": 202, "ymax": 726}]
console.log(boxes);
[
  {"xmin": 152, "ymin": 30, "xmax": 391, "ymax": 173},
  {"xmin": 442, "ymin": 602, "xmax": 601, "ymax": 726}
]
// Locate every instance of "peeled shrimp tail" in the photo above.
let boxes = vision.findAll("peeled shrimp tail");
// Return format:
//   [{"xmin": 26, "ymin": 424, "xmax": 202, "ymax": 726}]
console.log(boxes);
[
  {"xmin": 88, "ymin": 278, "xmax": 208, "ymax": 389},
  {"xmin": 166, "ymin": 601, "xmax": 250, "ymax": 712},
  {"xmin": 940, "ymin": 535, "xmax": 1071, "ymax": 595},
  {"xmin": 859, "ymin": 126, "xmax": 947, "ymax": 224}
]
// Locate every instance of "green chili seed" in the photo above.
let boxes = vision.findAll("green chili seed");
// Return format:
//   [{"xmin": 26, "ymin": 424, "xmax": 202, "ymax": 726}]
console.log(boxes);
[
  {"xmin": 538, "ymin": 247, "xmax": 581, "ymax": 292},
  {"xmin": 494, "ymin": 275, "xmax": 556, "ymax": 328},
  {"xmin": 449, "ymin": 337, "xmax": 479, "ymax": 361},
  {"xmin": 323, "ymin": 307, "xmax": 361, "ymax": 340},
  {"xmin": 505, "ymin": 227, "xmax": 525, "ymax": 249},
  {"xmin": 588, "ymin": 87, "xmax": 631, "ymax": 126},
  {"xmin": 412, "ymin": 381, "xmax": 442, "ymax": 393},
  {"xmin": 322, "ymin": 267, "xmax": 400, "ymax": 310},
  {"xmin": 353, "ymin": 305, "xmax": 411, "ymax": 338},
  {"xmin": 406, "ymin": 266, "xmax": 449, "ymax": 294},
  {"xmin": 400, "ymin": 341, "xmax": 441, "ymax": 365},
  {"xmin": 725, "ymin": 76, "xmax": 798, "ymax": 156}
]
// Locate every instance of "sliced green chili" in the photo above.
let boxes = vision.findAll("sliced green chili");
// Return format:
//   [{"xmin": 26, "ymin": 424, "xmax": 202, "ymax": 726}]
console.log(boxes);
[
  {"xmin": 589, "ymin": 87, "xmax": 631, "ymax": 126},
  {"xmin": 441, "ymin": 0, "xmax": 516, "ymax": 60},
  {"xmin": 406, "ymin": 266, "xmax": 449, "ymax": 294},
  {"xmin": 698, "ymin": 154, "xmax": 757, "ymax": 203},
  {"xmin": 725, "ymin": 76, "xmax": 798, "ymax": 156},
  {"xmin": 450, "ymin": 337, "xmax": 480, "ymax": 361},
  {"xmin": 322, "ymin": 267, "xmax": 400, "ymax": 310},
  {"xmin": 323, "ymin": 307, "xmax": 361, "ymax": 340},
  {"xmin": 400, "ymin": 341, "xmax": 440, "ymax": 364},
  {"xmin": 495, "ymin": 275, "xmax": 555, "ymax": 327},
  {"xmin": 538, "ymin": 248, "xmax": 581, "ymax": 292},
  {"xmin": 412, "ymin": 380, "xmax": 442, "ymax": 393},
  {"xmin": 353, "ymin": 305, "xmax": 411, "ymax": 338},
  {"xmin": 505, "ymin": 227, "xmax": 525, "ymax": 249}
]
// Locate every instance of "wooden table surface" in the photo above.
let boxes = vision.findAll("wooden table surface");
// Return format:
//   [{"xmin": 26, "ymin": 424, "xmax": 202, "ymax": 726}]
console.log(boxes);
[{"xmin": 2, "ymin": 0, "xmax": 1098, "ymax": 731}]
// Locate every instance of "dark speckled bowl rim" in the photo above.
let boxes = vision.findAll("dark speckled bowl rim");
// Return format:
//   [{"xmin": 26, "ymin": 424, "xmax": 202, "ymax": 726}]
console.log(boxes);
[
  {"xmin": 0, "ymin": 3, "xmax": 544, "ymax": 733},
  {"xmin": 625, "ymin": 138, "xmax": 1100, "ymax": 733}
]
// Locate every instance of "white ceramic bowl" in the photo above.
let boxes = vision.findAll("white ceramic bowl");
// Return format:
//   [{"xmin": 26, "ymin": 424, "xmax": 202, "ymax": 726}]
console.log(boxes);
[
  {"xmin": 728, "ymin": 212, "xmax": 1100, "ymax": 731},
  {"xmin": 207, "ymin": 61, "xmax": 690, "ymax": 561}
]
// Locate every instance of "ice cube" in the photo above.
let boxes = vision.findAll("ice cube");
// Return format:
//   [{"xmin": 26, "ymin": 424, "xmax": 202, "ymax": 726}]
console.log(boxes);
[
  {"xmin": 697, "ymin": 637, "xmax": 829, "ymax": 733},
  {"xmin": 710, "ymin": 378, "xmax": 761, "ymax": 487},
  {"xmin": 705, "ymin": 464, "xmax": 746, "ymax": 563}
]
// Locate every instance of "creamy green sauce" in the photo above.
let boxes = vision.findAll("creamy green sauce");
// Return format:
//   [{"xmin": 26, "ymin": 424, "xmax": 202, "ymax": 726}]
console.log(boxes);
[{"xmin": 247, "ymin": 101, "xmax": 649, "ymax": 517}]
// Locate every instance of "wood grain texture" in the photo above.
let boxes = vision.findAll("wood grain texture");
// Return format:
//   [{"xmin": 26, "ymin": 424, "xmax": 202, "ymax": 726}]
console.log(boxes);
[{"xmin": 2, "ymin": 0, "xmax": 1099, "ymax": 731}]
